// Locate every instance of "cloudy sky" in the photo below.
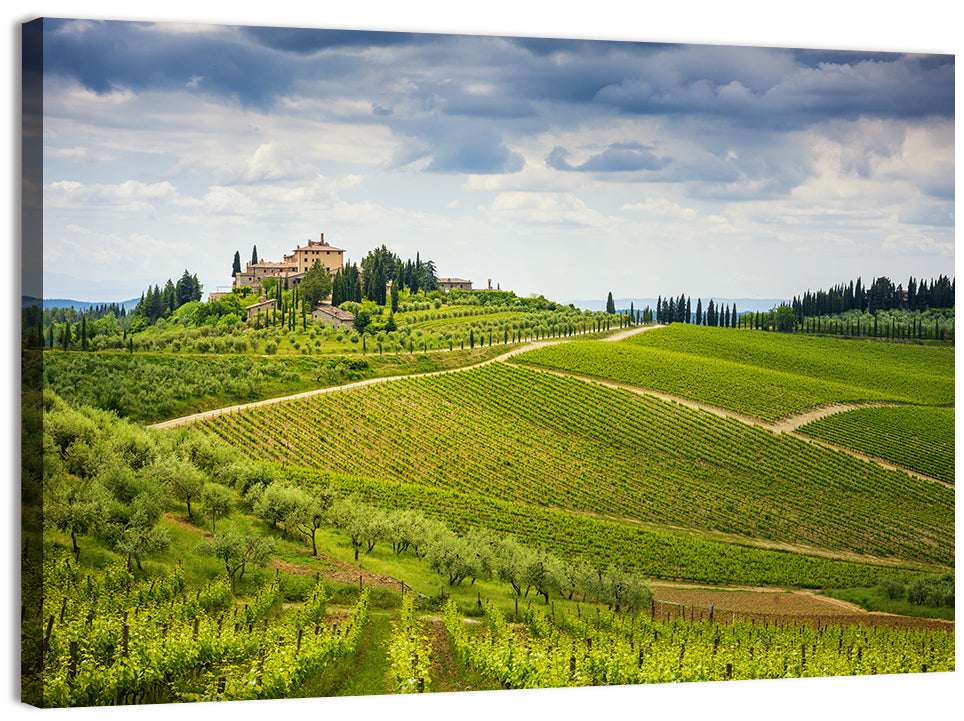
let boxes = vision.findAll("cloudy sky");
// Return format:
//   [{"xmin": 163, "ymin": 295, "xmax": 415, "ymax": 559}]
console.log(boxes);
[{"xmin": 35, "ymin": 14, "xmax": 954, "ymax": 304}]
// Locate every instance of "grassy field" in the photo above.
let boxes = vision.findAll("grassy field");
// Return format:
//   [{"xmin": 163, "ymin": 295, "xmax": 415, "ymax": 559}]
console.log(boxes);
[{"xmin": 514, "ymin": 324, "xmax": 954, "ymax": 420}]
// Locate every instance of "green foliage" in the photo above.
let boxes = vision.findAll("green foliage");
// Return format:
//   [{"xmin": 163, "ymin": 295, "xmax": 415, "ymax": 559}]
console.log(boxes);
[
  {"xmin": 199, "ymin": 362, "xmax": 953, "ymax": 569},
  {"xmin": 825, "ymin": 571, "xmax": 955, "ymax": 620},
  {"xmin": 29, "ymin": 560, "xmax": 370, "ymax": 706},
  {"xmin": 443, "ymin": 596, "xmax": 954, "ymax": 689},
  {"xmin": 42, "ymin": 353, "xmax": 334, "ymax": 422},
  {"xmin": 299, "ymin": 259, "xmax": 334, "ymax": 308},
  {"xmin": 195, "ymin": 531, "xmax": 275, "ymax": 592},
  {"xmin": 200, "ymin": 483, "xmax": 233, "ymax": 533},
  {"xmin": 518, "ymin": 323, "xmax": 953, "ymax": 420},
  {"xmin": 799, "ymin": 406, "xmax": 954, "ymax": 483},
  {"xmin": 774, "ymin": 304, "xmax": 796, "ymax": 331}
]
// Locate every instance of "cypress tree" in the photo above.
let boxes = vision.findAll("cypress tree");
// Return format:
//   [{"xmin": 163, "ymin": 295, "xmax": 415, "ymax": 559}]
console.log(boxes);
[
  {"xmin": 695, "ymin": 299, "xmax": 702, "ymax": 325},
  {"xmin": 606, "ymin": 291, "xmax": 616, "ymax": 315},
  {"xmin": 62, "ymin": 321, "xmax": 70, "ymax": 350},
  {"xmin": 251, "ymin": 245, "xmax": 259, "ymax": 266},
  {"xmin": 232, "ymin": 250, "xmax": 242, "ymax": 278}
]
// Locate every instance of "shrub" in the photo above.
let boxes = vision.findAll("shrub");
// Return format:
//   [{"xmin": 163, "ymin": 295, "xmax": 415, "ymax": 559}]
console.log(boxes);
[{"xmin": 877, "ymin": 577, "xmax": 906, "ymax": 600}]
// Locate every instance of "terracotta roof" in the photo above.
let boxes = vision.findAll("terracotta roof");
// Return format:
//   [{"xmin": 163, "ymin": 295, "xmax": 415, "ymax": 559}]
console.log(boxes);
[
  {"xmin": 293, "ymin": 241, "xmax": 345, "ymax": 253},
  {"xmin": 246, "ymin": 298, "xmax": 277, "ymax": 310},
  {"xmin": 438, "ymin": 278, "xmax": 472, "ymax": 284},
  {"xmin": 250, "ymin": 261, "xmax": 297, "ymax": 269}
]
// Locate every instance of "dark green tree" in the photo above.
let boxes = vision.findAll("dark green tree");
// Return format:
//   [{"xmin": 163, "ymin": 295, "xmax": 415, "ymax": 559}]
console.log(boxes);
[
  {"xmin": 300, "ymin": 260, "xmax": 334, "ymax": 309},
  {"xmin": 251, "ymin": 245, "xmax": 258, "ymax": 267},
  {"xmin": 354, "ymin": 309, "xmax": 371, "ymax": 334},
  {"xmin": 774, "ymin": 304, "xmax": 796, "ymax": 331},
  {"xmin": 232, "ymin": 250, "xmax": 242, "ymax": 278},
  {"xmin": 606, "ymin": 291, "xmax": 616, "ymax": 315}
]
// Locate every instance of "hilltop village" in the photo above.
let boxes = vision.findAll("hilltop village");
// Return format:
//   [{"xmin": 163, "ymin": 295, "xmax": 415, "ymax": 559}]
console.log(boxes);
[{"xmin": 214, "ymin": 234, "xmax": 481, "ymax": 329}]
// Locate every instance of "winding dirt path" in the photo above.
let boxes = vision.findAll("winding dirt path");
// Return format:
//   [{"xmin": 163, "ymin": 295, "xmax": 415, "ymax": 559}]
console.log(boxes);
[{"xmin": 148, "ymin": 326, "xmax": 658, "ymax": 430}]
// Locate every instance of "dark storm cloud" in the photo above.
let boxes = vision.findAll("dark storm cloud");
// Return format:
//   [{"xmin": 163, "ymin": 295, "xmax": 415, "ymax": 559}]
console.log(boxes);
[
  {"xmin": 41, "ymin": 19, "xmax": 954, "ymax": 194},
  {"xmin": 42, "ymin": 20, "xmax": 955, "ymax": 126},
  {"xmin": 592, "ymin": 50, "xmax": 954, "ymax": 128},
  {"xmin": 240, "ymin": 26, "xmax": 420, "ymax": 54},
  {"xmin": 547, "ymin": 142, "xmax": 669, "ymax": 172},
  {"xmin": 42, "ymin": 19, "xmax": 295, "ymax": 107}
]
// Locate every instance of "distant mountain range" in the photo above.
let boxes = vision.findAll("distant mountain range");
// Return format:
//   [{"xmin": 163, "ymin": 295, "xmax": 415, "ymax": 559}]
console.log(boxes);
[
  {"xmin": 22, "ymin": 296, "xmax": 141, "ymax": 312},
  {"xmin": 568, "ymin": 297, "xmax": 790, "ymax": 314}
]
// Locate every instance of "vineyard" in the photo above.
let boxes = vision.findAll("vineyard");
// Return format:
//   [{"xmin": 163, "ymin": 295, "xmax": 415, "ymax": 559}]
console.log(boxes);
[
  {"xmin": 28, "ymin": 313, "xmax": 955, "ymax": 708},
  {"xmin": 25, "ymin": 557, "xmax": 371, "ymax": 707},
  {"xmin": 798, "ymin": 406, "xmax": 955, "ymax": 485},
  {"xmin": 287, "ymin": 466, "xmax": 924, "ymax": 590},
  {"xmin": 442, "ymin": 597, "xmax": 953, "ymax": 688},
  {"xmin": 514, "ymin": 324, "xmax": 953, "ymax": 421},
  {"xmin": 192, "ymin": 362, "xmax": 954, "ymax": 569}
]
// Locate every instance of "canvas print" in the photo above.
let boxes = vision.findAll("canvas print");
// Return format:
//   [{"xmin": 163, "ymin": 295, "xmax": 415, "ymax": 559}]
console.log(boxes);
[{"xmin": 21, "ymin": 17, "xmax": 954, "ymax": 710}]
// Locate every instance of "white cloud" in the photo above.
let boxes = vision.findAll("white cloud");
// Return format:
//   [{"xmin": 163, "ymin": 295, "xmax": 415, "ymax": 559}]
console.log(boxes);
[
  {"xmin": 883, "ymin": 232, "xmax": 954, "ymax": 255},
  {"xmin": 621, "ymin": 197, "xmax": 697, "ymax": 219},
  {"xmin": 481, "ymin": 191, "xmax": 617, "ymax": 229}
]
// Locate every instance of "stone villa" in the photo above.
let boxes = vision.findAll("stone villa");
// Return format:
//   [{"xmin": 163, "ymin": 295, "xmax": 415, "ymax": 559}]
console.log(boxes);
[{"xmin": 233, "ymin": 234, "xmax": 345, "ymax": 291}]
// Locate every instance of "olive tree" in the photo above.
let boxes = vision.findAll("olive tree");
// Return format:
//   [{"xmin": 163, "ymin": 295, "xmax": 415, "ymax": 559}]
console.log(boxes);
[
  {"xmin": 286, "ymin": 485, "xmax": 335, "ymax": 556},
  {"xmin": 196, "ymin": 532, "xmax": 275, "ymax": 593},
  {"xmin": 201, "ymin": 482, "xmax": 234, "ymax": 533}
]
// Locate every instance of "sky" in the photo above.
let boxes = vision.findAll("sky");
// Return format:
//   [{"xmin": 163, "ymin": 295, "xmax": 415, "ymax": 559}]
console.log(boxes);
[{"xmin": 33, "ymin": 15, "xmax": 955, "ymax": 305}]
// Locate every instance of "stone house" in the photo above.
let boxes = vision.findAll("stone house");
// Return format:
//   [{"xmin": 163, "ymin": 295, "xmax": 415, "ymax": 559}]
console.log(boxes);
[
  {"xmin": 438, "ymin": 277, "xmax": 473, "ymax": 292},
  {"xmin": 311, "ymin": 303, "xmax": 355, "ymax": 329},
  {"xmin": 245, "ymin": 296, "xmax": 277, "ymax": 322}
]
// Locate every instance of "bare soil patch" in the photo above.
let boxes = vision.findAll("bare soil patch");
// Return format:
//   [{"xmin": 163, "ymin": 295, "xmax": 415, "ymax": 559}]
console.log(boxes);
[{"xmin": 649, "ymin": 582, "xmax": 953, "ymax": 631}]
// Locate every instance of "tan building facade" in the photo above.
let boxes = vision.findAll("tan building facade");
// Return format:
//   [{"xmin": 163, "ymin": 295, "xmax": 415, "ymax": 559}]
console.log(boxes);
[{"xmin": 233, "ymin": 234, "xmax": 344, "ymax": 291}]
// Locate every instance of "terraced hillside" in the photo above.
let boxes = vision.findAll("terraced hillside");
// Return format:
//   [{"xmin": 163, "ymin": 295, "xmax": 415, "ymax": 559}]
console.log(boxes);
[{"xmin": 194, "ymin": 361, "xmax": 954, "ymax": 572}]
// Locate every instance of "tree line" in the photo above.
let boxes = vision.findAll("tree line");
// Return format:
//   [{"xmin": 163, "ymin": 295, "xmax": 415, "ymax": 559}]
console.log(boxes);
[
  {"xmin": 133, "ymin": 270, "xmax": 203, "ymax": 325},
  {"xmin": 792, "ymin": 274, "xmax": 954, "ymax": 318},
  {"xmin": 655, "ymin": 294, "xmax": 739, "ymax": 328}
]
